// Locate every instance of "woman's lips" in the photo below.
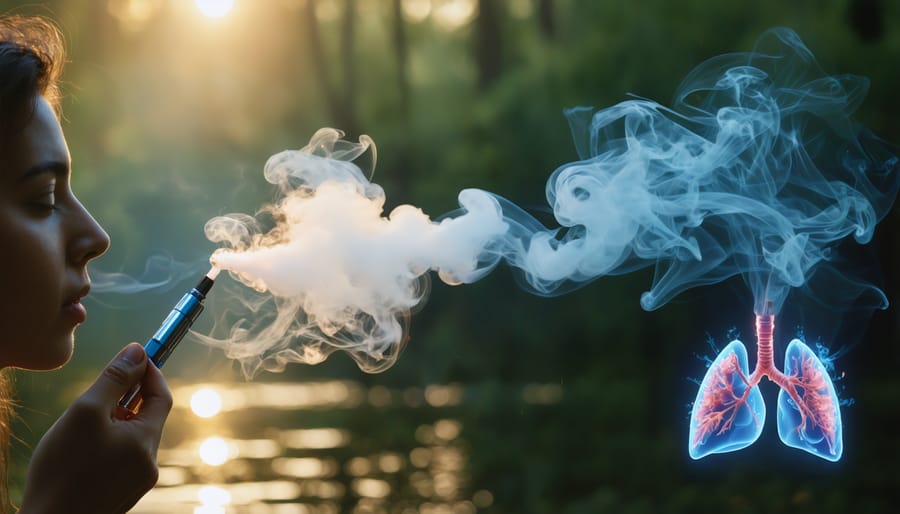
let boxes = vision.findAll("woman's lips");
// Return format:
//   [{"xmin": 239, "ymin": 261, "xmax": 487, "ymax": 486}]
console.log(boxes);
[
  {"xmin": 63, "ymin": 284, "xmax": 91, "ymax": 324},
  {"xmin": 63, "ymin": 301, "xmax": 87, "ymax": 324}
]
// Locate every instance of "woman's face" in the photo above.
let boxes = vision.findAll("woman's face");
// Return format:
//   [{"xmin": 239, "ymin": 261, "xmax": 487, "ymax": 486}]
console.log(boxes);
[{"xmin": 0, "ymin": 96, "xmax": 109, "ymax": 370}]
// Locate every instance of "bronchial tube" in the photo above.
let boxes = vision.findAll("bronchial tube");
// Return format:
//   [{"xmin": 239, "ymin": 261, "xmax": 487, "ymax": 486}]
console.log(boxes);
[
  {"xmin": 117, "ymin": 270, "xmax": 217, "ymax": 417},
  {"xmin": 754, "ymin": 301, "xmax": 775, "ymax": 374}
]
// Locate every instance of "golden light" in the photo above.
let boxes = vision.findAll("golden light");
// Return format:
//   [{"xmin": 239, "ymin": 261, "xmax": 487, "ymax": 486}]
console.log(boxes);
[
  {"xmin": 190, "ymin": 388, "xmax": 223, "ymax": 418},
  {"xmin": 433, "ymin": 419, "xmax": 462, "ymax": 441},
  {"xmin": 194, "ymin": 0, "xmax": 235, "ymax": 19},
  {"xmin": 402, "ymin": 0, "xmax": 431, "ymax": 22},
  {"xmin": 279, "ymin": 428, "xmax": 351, "ymax": 449},
  {"xmin": 194, "ymin": 485, "xmax": 231, "ymax": 514},
  {"xmin": 433, "ymin": 0, "xmax": 477, "ymax": 31},
  {"xmin": 272, "ymin": 457, "xmax": 338, "ymax": 478},
  {"xmin": 197, "ymin": 485, "xmax": 232, "ymax": 507},
  {"xmin": 378, "ymin": 452, "xmax": 404, "ymax": 473},
  {"xmin": 198, "ymin": 437, "xmax": 232, "ymax": 466},
  {"xmin": 107, "ymin": 0, "xmax": 163, "ymax": 32},
  {"xmin": 193, "ymin": 506, "xmax": 224, "ymax": 514},
  {"xmin": 351, "ymin": 478, "xmax": 392, "ymax": 498}
]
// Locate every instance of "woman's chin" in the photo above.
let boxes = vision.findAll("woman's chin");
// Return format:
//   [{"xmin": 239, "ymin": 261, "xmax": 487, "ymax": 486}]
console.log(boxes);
[
  {"xmin": 0, "ymin": 325, "xmax": 76, "ymax": 370},
  {"xmin": 47, "ymin": 336, "xmax": 76, "ymax": 369},
  {"xmin": 22, "ymin": 336, "xmax": 74, "ymax": 371}
]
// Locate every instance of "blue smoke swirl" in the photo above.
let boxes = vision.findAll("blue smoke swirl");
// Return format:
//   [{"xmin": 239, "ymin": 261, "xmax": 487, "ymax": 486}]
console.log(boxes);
[{"xmin": 501, "ymin": 28, "xmax": 899, "ymax": 315}]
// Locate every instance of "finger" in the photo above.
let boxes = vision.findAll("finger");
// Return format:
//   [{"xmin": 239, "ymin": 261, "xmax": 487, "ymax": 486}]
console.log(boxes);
[
  {"xmin": 132, "ymin": 360, "xmax": 173, "ymax": 436},
  {"xmin": 84, "ymin": 343, "xmax": 147, "ymax": 404}
]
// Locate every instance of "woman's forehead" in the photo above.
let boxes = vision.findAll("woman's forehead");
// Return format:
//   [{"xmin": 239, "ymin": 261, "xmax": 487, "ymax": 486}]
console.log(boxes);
[{"xmin": 1, "ymin": 96, "xmax": 69, "ymax": 179}]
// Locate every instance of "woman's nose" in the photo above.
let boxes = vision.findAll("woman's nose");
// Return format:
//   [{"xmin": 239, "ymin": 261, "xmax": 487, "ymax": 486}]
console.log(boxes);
[{"xmin": 67, "ymin": 197, "xmax": 110, "ymax": 266}]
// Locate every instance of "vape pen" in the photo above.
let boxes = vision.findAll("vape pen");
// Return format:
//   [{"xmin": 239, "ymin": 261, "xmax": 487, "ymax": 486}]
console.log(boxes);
[{"xmin": 117, "ymin": 267, "xmax": 218, "ymax": 417}]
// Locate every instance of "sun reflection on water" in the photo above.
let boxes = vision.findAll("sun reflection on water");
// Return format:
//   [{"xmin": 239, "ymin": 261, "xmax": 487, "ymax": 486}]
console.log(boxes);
[
  {"xmin": 280, "ymin": 428, "xmax": 351, "ymax": 449},
  {"xmin": 198, "ymin": 437, "xmax": 233, "ymax": 466},
  {"xmin": 196, "ymin": 485, "xmax": 231, "ymax": 513},
  {"xmin": 131, "ymin": 380, "xmax": 560, "ymax": 512},
  {"xmin": 352, "ymin": 478, "xmax": 392, "ymax": 498},
  {"xmin": 174, "ymin": 381, "xmax": 365, "ymax": 413},
  {"xmin": 272, "ymin": 457, "xmax": 338, "ymax": 478},
  {"xmin": 190, "ymin": 388, "xmax": 224, "ymax": 418},
  {"xmin": 192, "ymin": 506, "xmax": 224, "ymax": 514}
]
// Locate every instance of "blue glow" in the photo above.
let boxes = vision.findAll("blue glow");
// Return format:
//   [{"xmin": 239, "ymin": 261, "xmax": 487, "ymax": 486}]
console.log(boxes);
[
  {"xmin": 777, "ymin": 339, "xmax": 843, "ymax": 461},
  {"xmin": 513, "ymin": 27, "xmax": 898, "ymax": 316},
  {"xmin": 689, "ymin": 341, "xmax": 765, "ymax": 459}
]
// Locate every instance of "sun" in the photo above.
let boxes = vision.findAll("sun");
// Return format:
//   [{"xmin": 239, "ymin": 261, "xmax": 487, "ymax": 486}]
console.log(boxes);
[{"xmin": 194, "ymin": 0, "xmax": 235, "ymax": 19}]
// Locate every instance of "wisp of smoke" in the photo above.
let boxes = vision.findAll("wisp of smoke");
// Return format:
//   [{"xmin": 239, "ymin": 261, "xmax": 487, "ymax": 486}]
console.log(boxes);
[
  {"xmin": 201, "ymin": 28, "xmax": 898, "ymax": 377},
  {"xmin": 92, "ymin": 254, "xmax": 209, "ymax": 295}
]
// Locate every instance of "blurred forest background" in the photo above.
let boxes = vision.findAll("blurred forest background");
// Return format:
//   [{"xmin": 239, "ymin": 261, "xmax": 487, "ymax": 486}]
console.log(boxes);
[{"xmin": 4, "ymin": 0, "xmax": 900, "ymax": 513}]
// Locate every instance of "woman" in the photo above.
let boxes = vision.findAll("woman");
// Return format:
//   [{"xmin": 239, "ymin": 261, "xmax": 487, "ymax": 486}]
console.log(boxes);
[{"xmin": 0, "ymin": 15, "xmax": 172, "ymax": 514}]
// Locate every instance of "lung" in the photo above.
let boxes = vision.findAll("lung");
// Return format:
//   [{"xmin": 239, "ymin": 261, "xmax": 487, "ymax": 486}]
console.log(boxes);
[
  {"xmin": 689, "ymin": 340, "xmax": 766, "ymax": 459},
  {"xmin": 776, "ymin": 339, "xmax": 843, "ymax": 462}
]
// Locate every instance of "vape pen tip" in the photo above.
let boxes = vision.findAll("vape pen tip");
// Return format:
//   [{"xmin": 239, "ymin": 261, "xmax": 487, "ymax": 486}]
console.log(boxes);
[
  {"xmin": 207, "ymin": 265, "xmax": 221, "ymax": 280},
  {"xmin": 195, "ymin": 273, "xmax": 216, "ymax": 296}
]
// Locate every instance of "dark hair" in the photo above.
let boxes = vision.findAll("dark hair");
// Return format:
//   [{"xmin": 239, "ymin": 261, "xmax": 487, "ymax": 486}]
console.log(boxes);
[
  {"xmin": 0, "ymin": 15, "xmax": 64, "ymax": 140},
  {"xmin": 0, "ymin": 15, "xmax": 65, "ymax": 513}
]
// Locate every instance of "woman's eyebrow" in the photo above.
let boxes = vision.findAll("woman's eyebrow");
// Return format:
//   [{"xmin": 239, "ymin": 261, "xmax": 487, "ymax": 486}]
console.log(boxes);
[{"xmin": 17, "ymin": 160, "xmax": 69, "ymax": 183}]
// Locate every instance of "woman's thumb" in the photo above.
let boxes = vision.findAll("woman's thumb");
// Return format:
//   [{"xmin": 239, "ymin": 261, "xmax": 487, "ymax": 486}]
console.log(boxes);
[{"xmin": 85, "ymin": 343, "xmax": 147, "ymax": 403}]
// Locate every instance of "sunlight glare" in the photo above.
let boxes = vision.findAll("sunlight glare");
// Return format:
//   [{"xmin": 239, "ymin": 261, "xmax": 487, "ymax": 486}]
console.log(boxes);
[
  {"xmin": 191, "ymin": 388, "xmax": 224, "ymax": 418},
  {"xmin": 402, "ymin": 0, "xmax": 431, "ymax": 22},
  {"xmin": 195, "ymin": 486, "xmax": 230, "ymax": 513},
  {"xmin": 433, "ymin": 0, "xmax": 477, "ymax": 31},
  {"xmin": 193, "ymin": 507, "xmax": 224, "ymax": 514},
  {"xmin": 195, "ymin": 0, "xmax": 235, "ymax": 19},
  {"xmin": 107, "ymin": 0, "xmax": 162, "ymax": 32},
  {"xmin": 280, "ymin": 428, "xmax": 351, "ymax": 449},
  {"xmin": 272, "ymin": 457, "xmax": 338, "ymax": 478},
  {"xmin": 198, "ymin": 485, "xmax": 232, "ymax": 507},
  {"xmin": 199, "ymin": 437, "xmax": 233, "ymax": 466}
]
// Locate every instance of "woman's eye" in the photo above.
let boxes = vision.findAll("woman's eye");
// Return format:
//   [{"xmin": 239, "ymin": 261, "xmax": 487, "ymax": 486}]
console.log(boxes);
[{"xmin": 30, "ymin": 191, "xmax": 57, "ymax": 211}]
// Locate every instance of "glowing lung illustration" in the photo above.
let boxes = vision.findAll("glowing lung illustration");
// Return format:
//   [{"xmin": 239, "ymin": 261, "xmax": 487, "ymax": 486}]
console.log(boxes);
[
  {"xmin": 776, "ymin": 339, "xmax": 843, "ymax": 461},
  {"xmin": 689, "ymin": 341, "xmax": 766, "ymax": 459}
]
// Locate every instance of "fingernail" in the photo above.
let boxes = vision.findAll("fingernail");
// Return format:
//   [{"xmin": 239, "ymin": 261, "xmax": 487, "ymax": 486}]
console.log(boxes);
[{"xmin": 121, "ymin": 344, "xmax": 146, "ymax": 365}]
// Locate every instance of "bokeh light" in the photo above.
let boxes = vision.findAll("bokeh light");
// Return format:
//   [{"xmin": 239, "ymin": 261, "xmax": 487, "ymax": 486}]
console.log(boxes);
[
  {"xmin": 194, "ymin": 485, "xmax": 231, "ymax": 514},
  {"xmin": 198, "ymin": 437, "xmax": 232, "ymax": 466},
  {"xmin": 194, "ymin": 0, "xmax": 235, "ymax": 19},
  {"xmin": 190, "ymin": 388, "xmax": 223, "ymax": 418}
]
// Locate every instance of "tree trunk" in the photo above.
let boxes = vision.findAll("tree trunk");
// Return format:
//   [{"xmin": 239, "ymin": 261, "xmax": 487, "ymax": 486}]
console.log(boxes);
[
  {"xmin": 340, "ymin": 0, "xmax": 358, "ymax": 135},
  {"xmin": 392, "ymin": 0, "xmax": 411, "ymax": 118},
  {"xmin": 475, "ymin": 0, "xmax": 503, "ymax": 91},
  {"xmin": 537, "ymin": 0, "xmax": 555, "ymax": 40},
  {"xmin": 304, "ymin": 0, "xmax": 358, "ymax": 135}
]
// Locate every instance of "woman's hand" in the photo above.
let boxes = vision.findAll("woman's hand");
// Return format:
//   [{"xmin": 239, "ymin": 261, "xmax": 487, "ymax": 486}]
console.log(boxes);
[{"xmin": 19, "ymin": 343, "xmax": 173, "ymax": 514}]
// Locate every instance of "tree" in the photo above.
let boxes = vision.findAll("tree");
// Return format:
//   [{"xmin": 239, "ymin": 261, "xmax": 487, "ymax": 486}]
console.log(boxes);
[
  {"xmin": 475, "ymin": 0, "xmax": 503, "ymax": 91},
  {"xmin": 305, "ymin": 0, "xmax": 359, "ymax": 135}
]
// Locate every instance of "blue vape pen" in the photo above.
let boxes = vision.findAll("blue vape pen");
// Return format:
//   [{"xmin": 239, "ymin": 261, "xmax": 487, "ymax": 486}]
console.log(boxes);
[{"xmin": 117, "ymin": 269, "xmax": 217, "ymax": 417}]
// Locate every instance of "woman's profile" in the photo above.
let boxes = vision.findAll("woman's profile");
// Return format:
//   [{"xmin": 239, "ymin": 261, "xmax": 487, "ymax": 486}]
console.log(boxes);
[{"xmin": 0, "ymin": 14, "xmax": 172, "ymax": 513}]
